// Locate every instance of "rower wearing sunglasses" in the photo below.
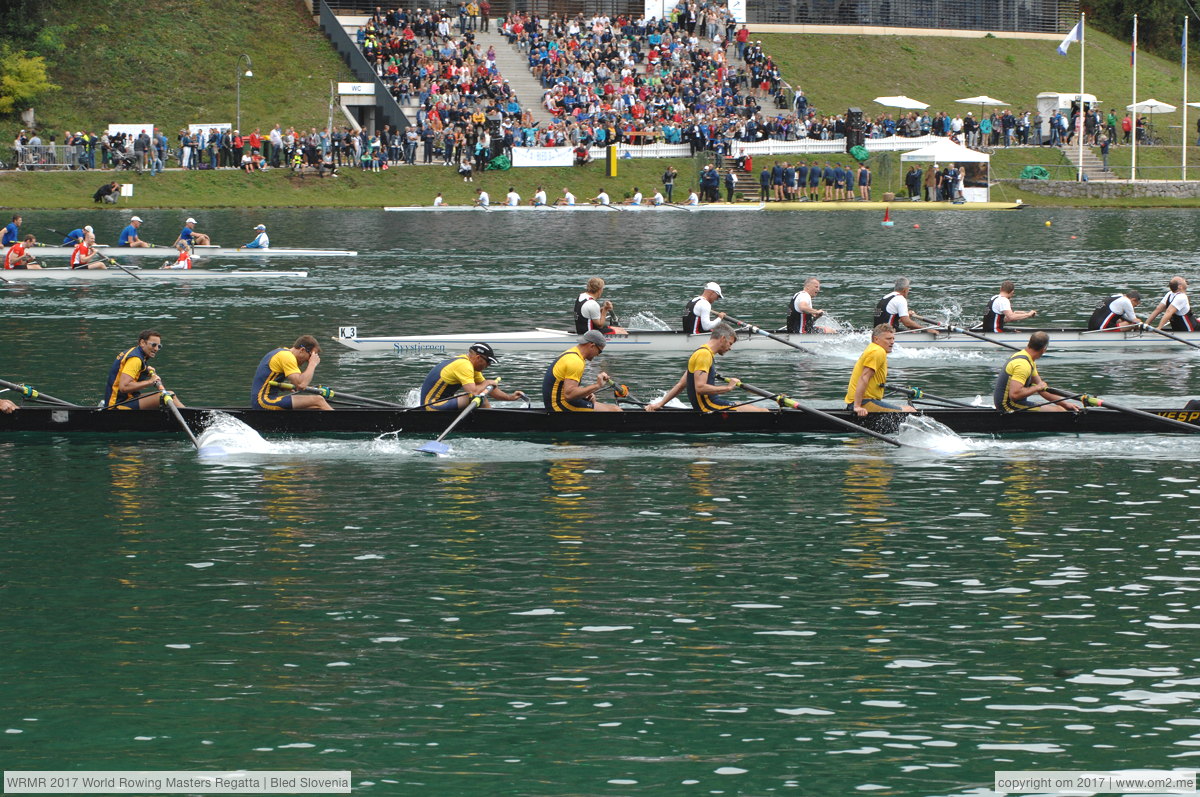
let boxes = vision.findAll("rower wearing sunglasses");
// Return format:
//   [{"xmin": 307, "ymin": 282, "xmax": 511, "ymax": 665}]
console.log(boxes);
[
  {"xmin": 103, "ymin": 329, "xmax": 186, "ymax": 410},
  {"xmin": 250, "ymin": 335, "xmax": 332, "ymax": 410}
]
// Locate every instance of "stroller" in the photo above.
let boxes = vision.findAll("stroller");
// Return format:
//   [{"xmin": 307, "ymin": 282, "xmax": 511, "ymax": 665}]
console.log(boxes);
[{"xmin": 112, "ymin": 148, "xmax": 140, "ymax": 172}]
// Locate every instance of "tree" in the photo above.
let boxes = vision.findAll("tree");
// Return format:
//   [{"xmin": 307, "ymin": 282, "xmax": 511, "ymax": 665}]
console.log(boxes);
[{"xmin": 0, "ymin": 46, "xmax": 58, "ymax": 114}]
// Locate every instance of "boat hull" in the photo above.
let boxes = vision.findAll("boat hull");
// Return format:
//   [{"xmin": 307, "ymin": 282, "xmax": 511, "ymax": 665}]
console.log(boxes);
[
  {"xmin": 3, "ymin": 405, "xmax": 1198, "ymax": 437},
  {"xmin": 23, "ymin": 245, "xmax": 355, "ymax": 258},
  {"xmin": 4, "ymin": 269, "xmax": 307, "ymax": 281},
  {"xmin": 332, "ymin": 326, "xmax": 1200, "ymax": 354},
  {"xmin": 382, "ymin": 203, "xmax": 764, "ymax": 212}
]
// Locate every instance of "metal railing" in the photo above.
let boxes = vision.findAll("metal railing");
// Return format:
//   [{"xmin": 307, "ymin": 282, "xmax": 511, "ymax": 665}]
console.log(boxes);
[
  {"xmin": 318, "ymin": 0, "xmax": 411, "ymax": 133},
  {"xmin": 13, "ymin": 145, "xmax": 91, "ymax": 170}
]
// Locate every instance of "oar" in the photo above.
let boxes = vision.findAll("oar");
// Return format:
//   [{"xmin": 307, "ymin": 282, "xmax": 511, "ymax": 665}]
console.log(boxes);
[
  {"xmin": 724, "ymin": 315, "xmax": 816, "ymax": 356},
  {"xmin": 1043, "ymin": 387, "xmax": 1200, "ymax": 434},
  {"xmin": 266, "ymin": 380, "xmax": 406, "ymax": 408},
  {"xmin": 107, "ymin": 258, "xmax": 142, "ymax": 280},
  {"xmin": 417, "ymin": 382, "xmax": 498, "ymax": 455},
  {"xmin": 146, "ymin": 367, "xmax": 198, "ymax": 446},
  {"xmin": 884, "ymin": 383, "xmax": 977, "ymax": 408},
  {"xmin": 1139, "ymin": 322, "xmax": 1200, "ymax": 352},
  {"xmin": 0, "ymin": 378, "xmax": 80, "ymax": 407},
  {"xmin": 911, "ymin": 313, "xmax": 1022, "ymax": 352},
  {"xmin": 731, "ymin": 378, "xmax": 903, "ymax": 447},
  {"xmin": 612, "ymin": 383, "xmax": 647, "ymax": 407}
]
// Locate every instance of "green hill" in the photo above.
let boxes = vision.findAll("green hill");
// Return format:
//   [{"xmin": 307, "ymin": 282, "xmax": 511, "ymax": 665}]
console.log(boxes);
[{"xmin": 11, "ymin": 0, "xmax": 353, "ymax": 136}]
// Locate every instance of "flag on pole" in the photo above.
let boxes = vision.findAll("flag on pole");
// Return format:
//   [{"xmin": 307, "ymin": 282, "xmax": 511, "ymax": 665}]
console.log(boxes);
[
  {"xmin": 1184, "ymin": 21, "xmax": 1188, "ymax": 69},
  {"xmin": 1131, "ymin": 36, "xmax": 1137, "ymax": 65},
  {"xmin": 1058, "ymin": 20, "xmax": 1082, "ymax": 55}
]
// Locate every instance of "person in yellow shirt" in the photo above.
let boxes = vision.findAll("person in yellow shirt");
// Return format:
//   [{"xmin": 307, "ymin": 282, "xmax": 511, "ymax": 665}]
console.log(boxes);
[
  {"xmin": 992, "ymin": 331, "xmax": 1080, "ymax": 413},
  {"xmin": 845, "ymin": 324, "xmax": 914, "ymax": 417},
  {"xmin": 646, "ymin": 322, "xmax": 765, "ymax": 412},
  {"xmin": 419, "ymin": 342, "xmax": 526, "ymax": 411},
  {"xmin": 250, "ymin": 335, "xmax": 332, "ymax": 410},
  {"xmin": 542, "ymin": 330, "xmax": 622, "ymax": 412},
  {"xmin": 102, "ymin": 329, "xmax": 185, "ymax": 409}
]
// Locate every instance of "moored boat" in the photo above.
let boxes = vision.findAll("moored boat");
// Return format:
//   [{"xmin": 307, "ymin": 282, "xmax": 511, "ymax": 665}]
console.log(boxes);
[
  {"xmin": 3, "ymin": 268, "xmax": 308, "ymax": 282},
  {"xmin": 22, "ymin": 245, "xmax": 356, "ymax": 258}
]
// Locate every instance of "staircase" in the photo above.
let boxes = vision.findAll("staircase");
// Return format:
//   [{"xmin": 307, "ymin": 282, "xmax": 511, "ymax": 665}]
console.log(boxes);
[
  {"xmin": 477, "ymin": 30, "xmax": 556, "ymax": 126},
  {"xmin": 1061, "ymin": 144, "xmax": 1115, "ymax": 181}
]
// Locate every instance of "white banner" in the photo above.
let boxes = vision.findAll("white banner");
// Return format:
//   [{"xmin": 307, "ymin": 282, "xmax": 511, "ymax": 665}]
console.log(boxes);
[
  {"xmin": 728, "ymin": 0, "xmax": 747, "ymax": 23},
  {"xmin": 511, "ymin": 146, "xmax": 576, "ymax": 167},
  {"xmin": 189, "ymin": 123, "xmax": 231, "ymax": 134},
  {"xmin": 106, "ymin": 124, "xmax": 155, "ymax": 140},
  {"xmin": 643, "ymin": 0, "xmax": 669, "ymax": 21}
]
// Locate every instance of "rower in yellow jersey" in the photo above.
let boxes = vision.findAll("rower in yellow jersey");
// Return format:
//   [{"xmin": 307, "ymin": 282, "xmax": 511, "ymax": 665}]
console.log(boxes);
[
  {"xmin": 993, "ymin": 331, "xmax": 1080, "ymax": 413},
  {"xmin": 419, "ymin": 342, "xmax": 526, "ymax": 411},
  {"xmin": 845, "ymin": 324, "xmax": 914, "ymax": 417},
  {"xmin": 102, "ymin": 329, "xmax": 186, "ymax": 409},
  {"xmin": 542, "ymin": 330, "xmax": 622, "ymax": 412},
  {"xmin": 250, "ymin": 335, "xmax": 332, "ymax": 410},
  {"xmin": 646, "ymin": 322, "xmax": 765, "ymax": 412}
]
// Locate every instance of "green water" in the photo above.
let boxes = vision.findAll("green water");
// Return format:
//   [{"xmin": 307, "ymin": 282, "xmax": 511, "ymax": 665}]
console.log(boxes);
[{"xmin": 4, "ymin": 209, "xmax": 1200, "ymax": 796}]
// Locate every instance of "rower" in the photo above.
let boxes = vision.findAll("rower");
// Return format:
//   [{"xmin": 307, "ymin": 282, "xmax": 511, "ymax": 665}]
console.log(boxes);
[
  {"xmin": 433, "ymin": 192, "xmax": 445, "ymax": 207},
  {"xmin": 873, "ymin": 277, "xmax": 922, "ymax": 330},
  {"xmin": 555, "ymin": 187, "xmax": 576, "ymax": 206},
  {"xmin": 250, "ymin": 335, "xmax": 332, "ymax": 410},
  {"xmin": 243, "ymin": 224, "xmax": 270, "ymax": 250},
  {"xmin": 622, "ymin": 187, "xmax": 643, "ymax": 206},
  {"xmin": 542, "ymin": 330, "xmax": 622, "ymax": 412},
  {"xmin": 505, "ymin": 187, "xmax": 521, "ymax": 206},
  {"xmin": 419, "ymin": 342, "xmax": 526, "ymax": 411},
  {"xmin": 70, "ymin": 235, "xmax": 107, "ymax": 270},
  {"xmin": 103, "ymin": 329, "xmax": 186, "ymax": 410},
  {"xmin": 646, "ymin": 322, "xmax": 765, "ymax": 413},
  {"xmin": 474, "ymin": 188, "xmax": 490, "ymax": 207},
  {"xmin": 845, "ymin": 324, "xmax": 915, "ymax": 417},
  {"xmin": 980, "ymin": 280, "xmax": 1037, "ymax": 332},
  {"xmin": 785, "ymin": 277, "xmax": 832, "ymax": 333},
  {"xmin": 2, "ymin": 215, "xmax": 21, "ymax": 247},
  {"xmin": 1086, "ymin": 290, "xmax": 1141, "ymax": 331},
  {"xmin": 118, "ymin": 216, "xmax": 151, "ymax": 248},
  {"xmin": 1146, "ymin": 277, "xmax": 1199, "ymax": 332},
  {"xmin": 175, "ymin": 217, "xmax": 211, "ymax": 248},
  {"xmin": 574, "ymin": 277, "xmax": 627, "ymax": 335},
  {"xmin": 530, "ymin": 186, "xmax": 548, "ymax": 206},
  {"xmin": 651, "ymin": 190, "xmax": 665, "ymax": 206},
  {"xmin": 683, "ymin": 281, "xmax": 726, "ymax": 334},
  {"xmin": 993, "ymin": 331, "xmax": 1080, "ymax": 413},
  {"xmin": 591, "ymin": 188, "xmax": 611, "ymax": 206},
  {"xmin": 162, "ymin": 241, "xmax": 193, "ymax": 270},
  {"xmin": 61, "ymin": 225, "xmax": 92, "ymax": 246},
  {"xmin": 685, "ymin": 189, "xmax": 700, "ymax": 206},
  {"xmin": 4, "ymin": 234, "xmax": 41, "ymax": 270}
]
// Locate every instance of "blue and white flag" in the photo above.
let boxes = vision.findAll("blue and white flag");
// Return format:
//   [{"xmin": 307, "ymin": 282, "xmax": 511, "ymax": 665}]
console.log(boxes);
[{"xmin": 1057, "ymin": 21, "xmax": 1082, "ymax": 55}]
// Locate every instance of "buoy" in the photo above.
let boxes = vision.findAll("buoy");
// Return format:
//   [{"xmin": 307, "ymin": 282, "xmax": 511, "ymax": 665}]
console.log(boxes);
[
  {"xmin": 912, "ymin": 223, "xmax": 920, "ymax": 229},
  {"xmin": 881, "ymin": 207, "xmax": 894, "ymax": 227},
  {"xmin": 1071, "ymin": 235, "xmax": 1077, "ymax": 239},
  {"xmin": 1045, "ymin": 220, "xmax": 1052, "ymax": 227}
]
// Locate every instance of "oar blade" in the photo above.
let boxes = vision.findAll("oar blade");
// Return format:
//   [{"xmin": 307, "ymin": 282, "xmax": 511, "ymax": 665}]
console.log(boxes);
[{"xmin": 417, "ymin": 439, "xmax": 452, "ymax": 455}]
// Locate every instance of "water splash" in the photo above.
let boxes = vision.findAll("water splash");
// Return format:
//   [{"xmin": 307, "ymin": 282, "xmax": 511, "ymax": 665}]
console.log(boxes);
[{"xmin": 896, "ymin": 414, "xmax": 972, "ymax": 455}]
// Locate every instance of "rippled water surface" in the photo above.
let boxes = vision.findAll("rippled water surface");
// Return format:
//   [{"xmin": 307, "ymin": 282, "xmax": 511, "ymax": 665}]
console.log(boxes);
[{"xmin": 4, "ymin": 208, "xmax": 1200, "ymax": 796}]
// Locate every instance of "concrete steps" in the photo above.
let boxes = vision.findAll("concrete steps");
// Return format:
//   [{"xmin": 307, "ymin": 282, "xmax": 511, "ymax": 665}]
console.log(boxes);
[
  {"xmin": 1061, "ymin": 143, "xmax": 1115, "ymax": 180},
  {"xmin": 475, "ymin": 30, "xmax": 556, "ymax": 126}
]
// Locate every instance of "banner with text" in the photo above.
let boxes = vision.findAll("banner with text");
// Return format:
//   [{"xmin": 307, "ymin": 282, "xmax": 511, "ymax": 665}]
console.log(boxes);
[{"xmin": 511, "ymin": 146, "xmax": 575, "ymax": 168}]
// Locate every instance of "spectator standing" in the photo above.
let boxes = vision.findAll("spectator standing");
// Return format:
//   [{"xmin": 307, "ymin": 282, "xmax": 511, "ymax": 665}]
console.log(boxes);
[
  {"xmin": 662, "ymin": 165, "xmax": 677, "ymax": 202},
  {"xmin": 480, "ymin": 0, "xmax": 491, "ymax": 31}
]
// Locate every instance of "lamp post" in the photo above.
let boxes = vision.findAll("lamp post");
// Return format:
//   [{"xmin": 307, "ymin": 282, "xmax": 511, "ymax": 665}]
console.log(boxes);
[{"xmin": 235, "ymin": 54, "xmax": 253, "ymax": 135}]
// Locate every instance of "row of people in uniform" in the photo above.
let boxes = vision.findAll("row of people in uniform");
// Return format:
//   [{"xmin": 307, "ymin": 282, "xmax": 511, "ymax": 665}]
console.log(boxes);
[{"xmin": 466, "ymin": 186, "xmax": 702, "ymax": 207}]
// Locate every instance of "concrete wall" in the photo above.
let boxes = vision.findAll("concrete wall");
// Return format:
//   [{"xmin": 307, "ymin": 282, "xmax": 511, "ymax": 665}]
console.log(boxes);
[
  {"xmin": 747, "ymin": 24, "xmax": 1060, "ymax": 40},
  {"xmin": 1003, "ymin": 179, "xmax": 1200, "ymax": 199}
]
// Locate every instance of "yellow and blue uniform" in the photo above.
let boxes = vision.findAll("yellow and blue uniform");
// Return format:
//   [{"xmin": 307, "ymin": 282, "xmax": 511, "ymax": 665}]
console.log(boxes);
[
  {"xmin": 844, "ymin": 342, "xmax": 898, "ymax": 410},
  {"xmin": 993, "ymin": 350, "xmax": 1040, "ymax": 412},
  {"xmin": 543, "ymin": 346, "xmax": 593, "ymax": 411},
  {"xmin": 251, "ymin": 348, "xmax": 301, "ymax": 409},
  {"xmin": 103, "ymin": 345, "xmax": 151, "ymax": 409},
  {"xmin": 686, "ymin": 344, "xmax": 732, "ymax": 412},
  {"xmin": 420, "ymin": 354, "xmax": 483, "ymax": 411}
]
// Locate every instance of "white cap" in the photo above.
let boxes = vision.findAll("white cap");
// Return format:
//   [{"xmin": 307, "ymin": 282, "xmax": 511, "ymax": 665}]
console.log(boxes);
[
  {"xmin": 185, "ymin": 217, "xmax": 197, "ymax": 224},
  {"xmin": 704, "ymin": 281, "xmax": 723, "ymax": 298},
  {"xmin": 254, "ymin": 224, "xmax": 266, "ymax": 230},
  {"xmin": 84, "ymin": 225, "xmax": 93, "ymax": 232},
  {"xmin": 130, "ymin": 216, "xmax": 143, "ymax": 223}
]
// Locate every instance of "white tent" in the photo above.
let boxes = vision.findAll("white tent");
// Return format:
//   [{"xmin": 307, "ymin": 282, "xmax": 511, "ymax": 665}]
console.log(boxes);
[{"xmin": 901, "ymin": 139, "xmax": 991, "ymax": 202}]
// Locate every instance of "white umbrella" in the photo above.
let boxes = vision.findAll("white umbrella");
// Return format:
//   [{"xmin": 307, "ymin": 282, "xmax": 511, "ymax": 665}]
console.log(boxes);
[
  {"xmin": 874, "ymin": 95, "xmax": 929, "ymax": 110},
  {"xmin": 1127, "ymin": 99, "xmax": 1177, "ymax": 144},
  {"xmin": 955, "ymin": 95, "xmax": 1009, "ymax": 119}
]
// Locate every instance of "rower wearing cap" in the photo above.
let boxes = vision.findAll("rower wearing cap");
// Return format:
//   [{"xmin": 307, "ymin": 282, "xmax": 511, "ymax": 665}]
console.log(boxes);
[
  {"xmin": 174, "ymin": 217, "xmax": 211, "ymax": 248},
  {"xmin": 103, "ymin": 329, "xmax": 186, "ymax": 410},
  {"xmin": 118, "ymin": 216, "xmax": 150, "ymax": 248},
  {"xmin": 161, "ymin": 241, "xmax": 193, "ymax": 270},
  {"xmin": 61, "ymin": 225, "xmax": 93, "ymax": 246},
  {"xmin": 1146, "ymin": 277, "xmax": 1198, "ymax": 332},
  {"xmin": 543, "ymin": 330, "xmax": 622, "ymax": 412},
  {"xmin": 647, "ymin": 322, "xmax": 766, "ymax": 413},
  {"xmin": 250, "ymin": 335, "xmax": 333, "ymax": 410},
  {"xmin": 575, "ymin": 277, "xmax": 627, "ymax": 335},
  {"xmin": 683, "ymin": 281, "xmax": 727, "ymax": 334},
  {"xmin": 419, "ymin": 342, "xmax": 526, "ymax": 411},
  {"xmin": 1087, "ymin": 290, "xmax": 1142, "ymax": 331},
  {"xmin": 845, "ymin": 324, "xmax": 915, "ymax": 417},
  {"xmin": 994, "ymin": 331, "xmax": 1080, "ymax": 413},
  {"xmin": 243, "ymin": 224, "xmax": 270, "ymax": 249},
  {"xmin": 873, "ymin": 277, "xmax": 922, "ymax": 330}
]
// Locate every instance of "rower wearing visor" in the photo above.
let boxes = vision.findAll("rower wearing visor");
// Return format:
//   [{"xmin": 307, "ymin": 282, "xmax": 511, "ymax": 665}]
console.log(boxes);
[
  {"xmin": 1087, "ymin": 290, "xmax": 1142, "ymax": 331},
  {"xmin": 1146, "ymin": 277, "xmax": 1199, "ymax": 332},
  {"xmin": 543, "ymin": 330, "xmax": 622, "ymax": 412},
  {"xmin": 103, "ymin": 329, "xmax": 186, "ymax": 410},
  {"xmin": 993, "ymin": 331, "xmax": 1080, "ymax": 413},
  {"xmin": 647, "ymin": 322, "xmax": 765, "ymax": 413},
  {"xmin": 683, "ymin": 281, "xmax": 726, "ymax": 334},
  {"xmin": 250, "ymin": 335, "xmax": 332, "ymax": 410},
  {"xmin": 419, "ymin": 342, "xmax": 526, "ymax": 411}
]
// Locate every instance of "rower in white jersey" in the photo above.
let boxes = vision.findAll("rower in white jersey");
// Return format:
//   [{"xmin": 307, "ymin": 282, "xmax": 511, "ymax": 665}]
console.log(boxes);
[
  {"xmin": 433, "ymin": 192, "xmax": 445, "ymax": 206},
  {"xmin": 651, "ymin": 190, "xmax": 665, "ymax": 206},
  {"xmin": 1086, "ymin": 290, "xmax": 1142, "ymax": 331},
  {"xmin": 474, "ymin": 188, "xmax": 490, "ymax": 207},
  {"xmin": 505, "ymin": 187, "xmax": 521, "ymax": 206},
  {"xmin": 555, "ymin": 187, "xmax": 577, "ymax": 206},
  {"xmin": 590, "ymin": 188, "xmax": 611, "ymax": 206},
  {"xmin": 1146, "ymin": 277, "xmax": 1200, "ymax": 331},
  {"xmin": 622, "ymin": 187, "xmax": 643, "ymax": 205},
  {"xmin": 685, "ymin": 190, "xmax": 700, "ymax": 206},
  {"xmin": 531, "ymin": 186, "xmax": 548, "ymax": 206}
]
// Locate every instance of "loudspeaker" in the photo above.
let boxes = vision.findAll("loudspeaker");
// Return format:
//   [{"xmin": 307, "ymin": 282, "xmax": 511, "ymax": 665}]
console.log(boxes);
[{"xmin": 845, "ymin": 107, "xmax": 865, "ymax": 152}]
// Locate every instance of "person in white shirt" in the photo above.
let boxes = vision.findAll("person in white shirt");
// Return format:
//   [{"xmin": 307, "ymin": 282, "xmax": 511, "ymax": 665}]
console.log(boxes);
[
  {"xmin": 623, "ymin": 188, "xmax": 643, "ymax": 205},
  {"xmin": 1146, "ymin": 277, "xmax": 1199, "ymax": 331},
  {"xmin": 1087, "ymin": 291, "xmax": 1142, "ymax": 331},
  {"xmin": 573, "ymin": 277, "xmax": 627, "ymax": 334},
  {"xmin": 531, "ymin": 186, "xmax": 548, "ymax": 206},
  {"xmin": 474, "ymin": 188, "xmax": 490, "ymax": 207},
  {"xmin": 683, "ymin": 281, "xmax": 726, "ymax": 334},
  {"xmin": 555, "ymin": 187, "xmax": 576, "ymax": 206},
  {"xmin": 685, "ymin": 190, "xmax": 699, "ymax": 206},
  {"xmin": 162, "ymin": 242, "xmax": 193, "ymax": 270},
  {"xmin": 243, "ymin": 224, "xmax": 270, "ymax": 249},
  {"xmin": 433, "ymin": 192, "xmax": 445, "ymax": 206},
  {"xmin": 651, "ymin": 190, "xmax": 665, "ymax": 206},
  {"xmin": 873, "ymin": 277, "xmax": 922, "ymax": 330},
  {"xmin": 505, "ymin": 187, "xmax": 521, "ymax": 206},
  {"xmin": 591, "ymin": 188, "xmax": 611, "ymax": 205},
  {"xmin": 786, "ymin": 277, "xmax": 833, "ymax": 334},
  {"xmin": 981, "ymin": 280, "xmax": 1037, "ymax": 333}
]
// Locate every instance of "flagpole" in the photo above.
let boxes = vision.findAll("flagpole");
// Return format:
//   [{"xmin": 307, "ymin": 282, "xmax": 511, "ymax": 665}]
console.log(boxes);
[
  {"xmin": 1132, "ymin": 13, "xmax": 1138, "ymax": 181},
  {"xmin": 1077, "ymin": 13, "xmax": 1085, "ymax": 182},
  {"xmin": 1184, "ymin": 16, "xmax": 1190, "ymax": 181}
]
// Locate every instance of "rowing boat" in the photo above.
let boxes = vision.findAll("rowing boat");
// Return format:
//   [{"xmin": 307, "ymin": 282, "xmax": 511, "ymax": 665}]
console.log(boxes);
[
  {"xmin": 382, "ymin": 203, "xmax": 765, "ymax": 212},
  {"xmin": 3, "ymin": 268, "xmax": 308, "ymax": 282},
  {"xmin": 332, "ymin": 325, "xmax": 1200, "ymax": 354},
  {"xmin": 22, "ymin": 245, "xmax": 356, "ymax": 258},
  {"xmin": 3, "ymin": 405, "xmax": 1197, "ymax": 436}
]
